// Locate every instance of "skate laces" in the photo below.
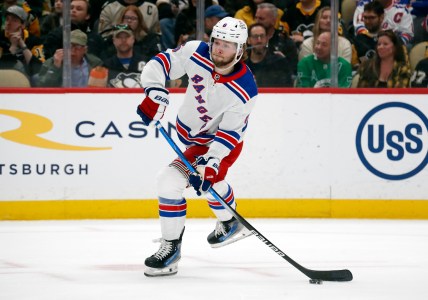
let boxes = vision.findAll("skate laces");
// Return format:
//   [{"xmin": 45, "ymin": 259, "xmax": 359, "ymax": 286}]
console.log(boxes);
[
  {"xmin": 214, "ymin": 221, "xmax": 228, "ymax": 237},
  {"xmin": 153, "ymin": 239, "xmax": 173, "ymax": 260}
]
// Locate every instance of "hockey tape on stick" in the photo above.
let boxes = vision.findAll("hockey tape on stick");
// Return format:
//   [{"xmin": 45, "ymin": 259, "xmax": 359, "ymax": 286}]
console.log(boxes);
[{"xmin": 155, "ymin": 121, "xmax": 353, "ymax": 282}]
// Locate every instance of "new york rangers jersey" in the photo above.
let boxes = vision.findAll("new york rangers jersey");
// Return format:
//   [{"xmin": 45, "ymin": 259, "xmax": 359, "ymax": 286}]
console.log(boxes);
[
  {"xmin": 354, "ymin": 0, "xmax": 414, "ymax": 44},
  {"xmin": 140, "ymin": 41, "xmax": 258, "ymax": 161}
]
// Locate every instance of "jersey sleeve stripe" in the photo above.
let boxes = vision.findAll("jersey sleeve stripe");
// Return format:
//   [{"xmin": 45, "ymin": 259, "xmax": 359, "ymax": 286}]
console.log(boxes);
[
  {"xmin": 153, "ymin": 52, "xmax": 171, "ymax": 79},
  {"xmin": 145, "ymin": 86, "xmax": 169, "ymax": 96},
  {"xmin": 214, "ymin": 129, "xmax": 240, "ymax": 150}
]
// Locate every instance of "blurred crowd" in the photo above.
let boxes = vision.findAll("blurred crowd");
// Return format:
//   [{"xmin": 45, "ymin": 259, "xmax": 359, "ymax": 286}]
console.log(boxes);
[{"xmin": 1, "ymin": 0, "xmax": 427, "ymax": 88}]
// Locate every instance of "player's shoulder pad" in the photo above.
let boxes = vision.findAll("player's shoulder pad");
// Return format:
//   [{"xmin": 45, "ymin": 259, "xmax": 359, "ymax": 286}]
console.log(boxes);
[
  {"xmin": 194, "ymin": 41, "xmax": 210, "ymax": 57},
  {"xmin": 171, "ymin": 40, "xmax": 207, "ymax": 57},
  {"xmin": 240, "ymin": 64, "xmax": 258, "ymax": 96},
  {"xmin": 224, "ymin": 63, "xmax": 258, "ymax": 104}
]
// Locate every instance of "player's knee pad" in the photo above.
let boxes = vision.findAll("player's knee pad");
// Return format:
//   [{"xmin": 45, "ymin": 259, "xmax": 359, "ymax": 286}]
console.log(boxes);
[
  {"xmin": 156, "ymin": 166, "xmax": 187, "ymax": 199},
  {"xmin": 209, "ymin": 181, "xmax": 229, "ymax": 198}
]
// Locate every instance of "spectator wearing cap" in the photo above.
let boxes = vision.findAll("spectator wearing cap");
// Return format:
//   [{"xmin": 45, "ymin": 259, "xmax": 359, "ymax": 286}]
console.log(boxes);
[
  {"xmin": 0, "ymin": 5, "xmax": 44, "ymax": 80},
  {"xmin": 37, "ymin": 29, "xmax": 103, "ymax": 87},
  {"xmin": 205, "ymin": 5, "xmax": 229, "ymax": 35},
  {"xmin": 102, "ymin": 25, "xmax": 150, "ymax": 87},
  {"xmin": 173, "ymin": 3, "xmax": 228, "ymax": 45},
  {"xmin": 1, "ymin": 0, "xmax": 41, "ymax": 37}
]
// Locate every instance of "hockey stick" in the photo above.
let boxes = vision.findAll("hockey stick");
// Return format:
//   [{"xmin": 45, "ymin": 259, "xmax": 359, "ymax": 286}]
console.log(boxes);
[{"xmin": 155, "ymin": 121, "xmax": 353, "ymax": 282}]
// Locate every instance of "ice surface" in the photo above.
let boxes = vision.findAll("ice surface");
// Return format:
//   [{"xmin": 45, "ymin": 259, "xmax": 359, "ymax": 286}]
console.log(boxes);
[{"xmin": 1, "ymin": 218, "xmax": 427, "ymax": 300}]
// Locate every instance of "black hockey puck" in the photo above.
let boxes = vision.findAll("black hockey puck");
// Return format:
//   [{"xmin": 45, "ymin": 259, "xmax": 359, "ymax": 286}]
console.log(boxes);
[{"xmin": 309, "ymin": 279, "xmax": 323, "ymax": 285}]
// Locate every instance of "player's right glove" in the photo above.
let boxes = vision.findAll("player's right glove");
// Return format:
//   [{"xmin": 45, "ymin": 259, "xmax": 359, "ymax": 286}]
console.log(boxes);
[
  {"xmin": 136, "ymin": 90, "xmax": 169, "ymax": 126},
  {"xmin": 188, "ymin": 156, "xmax": 220, "ymax": 196}
]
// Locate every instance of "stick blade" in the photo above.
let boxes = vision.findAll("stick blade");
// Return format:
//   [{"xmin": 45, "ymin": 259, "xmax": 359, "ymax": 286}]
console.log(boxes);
[{"xmin": 306, "ymin": 269, "xmax": 353, "ymax": 282}]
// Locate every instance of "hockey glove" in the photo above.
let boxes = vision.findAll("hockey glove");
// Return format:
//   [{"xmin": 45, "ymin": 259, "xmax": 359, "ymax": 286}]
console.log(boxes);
[
  {"xmin": 136, "ymin": 94, "xmax": 168, "ymax": 126},
  {"xmin": 188, "ymin": 156, "xmax": 220, "ymax": 196}
]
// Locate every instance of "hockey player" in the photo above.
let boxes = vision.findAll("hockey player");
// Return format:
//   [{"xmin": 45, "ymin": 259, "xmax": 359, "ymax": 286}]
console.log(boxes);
[{"xmin": 136, "ymin": 17, "xmax": 258, "ymax": 277}]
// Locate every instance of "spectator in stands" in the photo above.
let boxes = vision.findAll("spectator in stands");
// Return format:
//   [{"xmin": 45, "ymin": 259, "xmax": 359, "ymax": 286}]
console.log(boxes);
[
  {"xmin": 157, "ymin": 0, "xmax": 188, "ymax": 50},
  {"xmin": 40, "ymin": 0, "xmax": 63, "ymax": 39},
  {"xmin": 255, "ymin": 2, "xmax": 298, "ymax": 74},
  {"xmin": 100, "ymin": 5, "xmax": 161, "ymax": 60},
  {"xmin": 37, "ymin": 29, "xmax": 103, "ymax": 87},
  {"xmin": 0, "ymin": 5, "xmax": 44, "ymax": 78},
  {"xmin": 88, "ymin": 0, "xmax": 107, "ymax": 30},
  {"xmin": 296, "ymin": 31, "xmax": 352, "ymax": 87},
  {"xmin": 280, "ymin": 0, "xmax": 330, "ymax": 46},
  {"xmin": 98, "ymin": 0, "xmax": 160, "ymax": 38},
  {"xmin": 353, "ymin": 0, "xmax": 413, "ymax": 46},
  {"xmin": 120, "ymin": 4, "xmax": 149, "ymax": 40},
  {"xmin": 411, "ymin": 1, "xmax": 428, "ymax": 44},
  {"xmin": 352, "ymin": 1, "xmax": 384, "ymax": 68},
  {"xmin": 43, "ymin": 0, "xmax": 105, "ymax": 59},
  {"xmin": 175, "ymin": 4, "xmax": 230, "ymax": 44},
  {"xmin": 224, "ymin": 0, "xmax": 247, "ymax": 17},
  {"xmin": 102, "ymin": 25, "xmax": 150, "ymax": 87},
  {"xmin": 1, "ymin": 0, "xmax": 41, "ymax": 37},
  {"xmin": 356, "ymin": 29, "xmax": 411, "ymax": 87},
  {"xmin": 410, "ymin": 44, "xmax": 428, "ymax": 87},
  {"xmin": 235, "ymin": 0, "xmax": 284, "ymax": 28},
  {"xmin": 299, "ymin": 6, "xmax": 353, "ymax": 63},
  {"xmin": 205, "ymin": 4, "xmax": 229, "ymax": 36},
  {"xmin": 119, "ymin": 4, "xmax": 161, "ymax": 57},
  {"xmin": 174, "ymin": 0, "xmax": 213, "ymax": 46},
  {"xmin": 246, "ymin": 23, "xmax": 293, "ymax": 87},
  {"xmin": 1, "ymin": 1, "xmax": 18, "ymax": 31}
]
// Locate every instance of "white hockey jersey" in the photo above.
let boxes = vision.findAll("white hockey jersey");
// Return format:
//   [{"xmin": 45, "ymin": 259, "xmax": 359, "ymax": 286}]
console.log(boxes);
[
  {"xmin": 354, "ymin": 0, "xmax": 414, "ymax": 44},
  {"xmin": 140, "ymin": 41, "xmax": 258, "ymax": 161}
]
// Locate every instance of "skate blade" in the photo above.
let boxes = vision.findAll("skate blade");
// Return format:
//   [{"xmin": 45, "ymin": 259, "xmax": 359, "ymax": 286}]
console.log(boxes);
[
  {"xmin": 210, "ymin": 228, "xmax": 253, "ymax": 248},
  {"xmin": 144, "ymin": 263, "xmax": 178, "ymax": 277}
]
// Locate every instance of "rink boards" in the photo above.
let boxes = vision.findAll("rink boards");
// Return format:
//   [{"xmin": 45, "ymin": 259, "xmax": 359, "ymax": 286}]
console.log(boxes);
[{"xmin": 1, "ymin": 89, "xmax": 428, "ymax": 220}]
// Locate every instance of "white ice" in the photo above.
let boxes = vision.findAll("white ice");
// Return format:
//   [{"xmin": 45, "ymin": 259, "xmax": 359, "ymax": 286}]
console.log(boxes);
[{"xmin": 1, "ymin": 218, "xmax": 428, "ymax": 300}]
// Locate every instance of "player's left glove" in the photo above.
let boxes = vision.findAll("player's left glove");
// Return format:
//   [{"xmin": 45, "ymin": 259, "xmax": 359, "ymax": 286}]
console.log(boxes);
[{"xmin": 188, "ymin": 156, "xmax": 220, "ymax": 196}]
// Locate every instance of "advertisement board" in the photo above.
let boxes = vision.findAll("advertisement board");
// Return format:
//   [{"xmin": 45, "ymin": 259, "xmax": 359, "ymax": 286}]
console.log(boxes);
[{"xmin": 1, "ymin": 90, "xmax": 427, "ymax": 219}]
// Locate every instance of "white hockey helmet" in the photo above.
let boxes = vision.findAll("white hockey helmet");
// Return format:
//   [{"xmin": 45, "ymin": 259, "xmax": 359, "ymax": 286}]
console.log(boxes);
[{"xmin": 210, "ymin": 17, "xmax": 248, "ymax": 66}]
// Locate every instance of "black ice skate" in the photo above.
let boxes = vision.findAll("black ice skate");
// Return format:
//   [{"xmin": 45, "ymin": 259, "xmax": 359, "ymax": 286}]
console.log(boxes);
[
  {"xmin": 207, "ymin": 217, "xmax": 252, "ymax": 248},
  {"xmin": 144, "ymin": 228, "xmax": 185, "ymax": 277}
]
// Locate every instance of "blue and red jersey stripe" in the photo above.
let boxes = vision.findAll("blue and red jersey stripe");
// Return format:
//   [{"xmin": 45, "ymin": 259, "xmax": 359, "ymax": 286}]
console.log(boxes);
[
  {"xmin": 153, "ymin": 52, "xmax": 172, "ymax": 80},
  {"xmin": 214, "ymin": 129, "xmax": 240, "ymax": 150},
  {"xmin": 176, "ymin": 118, "xmax": 215, "ymax": 146}
]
